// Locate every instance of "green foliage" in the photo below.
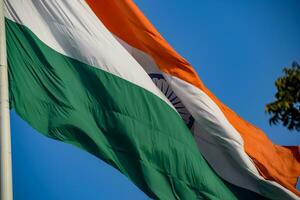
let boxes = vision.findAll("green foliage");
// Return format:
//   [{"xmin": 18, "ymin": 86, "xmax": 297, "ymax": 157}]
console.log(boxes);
[{"xmin": 266, "ymin": 61, "xmax": 300, "ymax": 131}]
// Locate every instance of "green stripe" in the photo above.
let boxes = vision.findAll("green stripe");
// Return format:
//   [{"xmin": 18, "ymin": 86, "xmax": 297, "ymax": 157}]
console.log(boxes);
[{"xmin": 6, "ymin": 19, "xmax": 241, "ymax": 200}]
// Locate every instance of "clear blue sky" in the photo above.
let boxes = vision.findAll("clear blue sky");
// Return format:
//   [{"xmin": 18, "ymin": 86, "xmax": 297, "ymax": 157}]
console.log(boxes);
[{"xmin": 11, "ymin": 0, "xmax": 300, "ymax": 199}]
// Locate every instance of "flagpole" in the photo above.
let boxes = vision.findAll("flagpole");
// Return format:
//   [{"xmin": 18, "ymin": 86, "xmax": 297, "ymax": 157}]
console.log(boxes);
[{"xmin": 0, "ymin": 0, "xmax": 13, "ymax": 199}]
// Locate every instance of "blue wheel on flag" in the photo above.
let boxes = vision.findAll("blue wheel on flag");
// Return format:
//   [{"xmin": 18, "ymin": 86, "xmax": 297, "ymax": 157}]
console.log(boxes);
[{"xmin": 149, "ymin": 73, "xmax": 194, "ymax": 129}]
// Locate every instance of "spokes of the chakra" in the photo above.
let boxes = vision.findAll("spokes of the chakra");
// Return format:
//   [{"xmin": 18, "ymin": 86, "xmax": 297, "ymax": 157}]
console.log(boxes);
[{"xmin": 149, "ymin": 73, "xmax": 194, "ymax": 129}]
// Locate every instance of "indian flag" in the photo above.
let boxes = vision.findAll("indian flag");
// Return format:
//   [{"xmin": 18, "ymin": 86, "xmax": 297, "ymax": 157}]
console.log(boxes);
[{"xmin": 5, "ymin": 0, "xmax": 299, "ymax": 199}]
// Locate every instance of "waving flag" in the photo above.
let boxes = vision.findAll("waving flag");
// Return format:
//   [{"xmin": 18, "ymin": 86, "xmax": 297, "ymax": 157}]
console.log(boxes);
[
  {"xmin": 86, "ymin": 1, "xmax": 300, "ymax": 199},
  {"xmin": 5, "ymin": 0, "xmax": 299, "ymax": 199}
]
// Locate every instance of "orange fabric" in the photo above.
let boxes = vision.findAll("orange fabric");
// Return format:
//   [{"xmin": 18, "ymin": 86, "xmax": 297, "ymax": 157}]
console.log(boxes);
[{"xmin": 86, "ymin": 0, "xmax": 300, "ymax": 195}]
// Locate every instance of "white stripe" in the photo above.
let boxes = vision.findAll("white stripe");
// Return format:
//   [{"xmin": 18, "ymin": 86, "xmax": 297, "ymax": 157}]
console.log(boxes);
[
  {"xmin": 116, "ymin": 36, "xmax": 299, "ymax": 200},
  {"xmin": 4, "ymin": 0, "xmax": 173, "ymax": 108},
  {"xmin": 115, "ymin": 37, "xmax": 161, "ymax": 74}
]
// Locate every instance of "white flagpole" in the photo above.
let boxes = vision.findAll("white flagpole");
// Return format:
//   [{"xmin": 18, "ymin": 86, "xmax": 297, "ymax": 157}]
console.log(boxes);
[{"xmin": 0, "ymin": 0, "xmax": 13, "ymax": 199}]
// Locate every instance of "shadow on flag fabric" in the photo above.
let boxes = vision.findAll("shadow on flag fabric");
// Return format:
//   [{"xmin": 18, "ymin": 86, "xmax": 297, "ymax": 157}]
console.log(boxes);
[{"xmin": 5, "ymin": 0, "xmax": 299, "ymax": 199}]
